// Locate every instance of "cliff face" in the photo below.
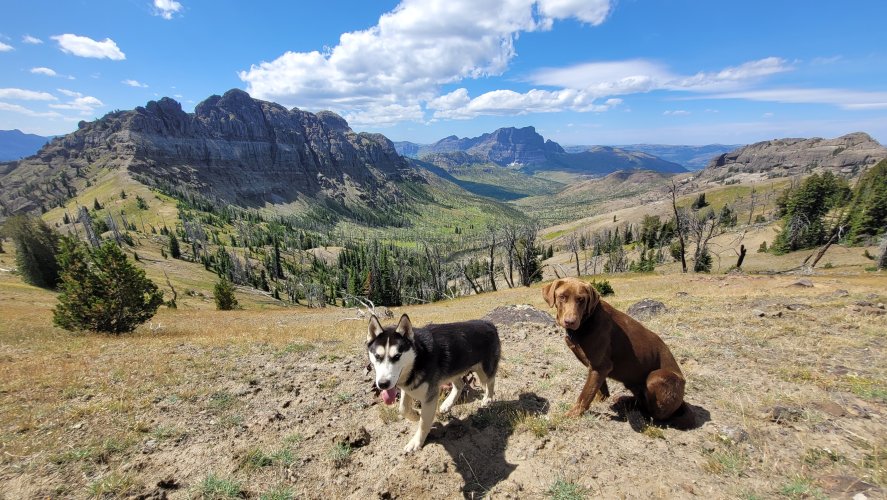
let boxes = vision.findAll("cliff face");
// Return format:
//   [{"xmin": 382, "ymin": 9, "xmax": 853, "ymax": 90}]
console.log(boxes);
[
  {"xmin": 422, "ymin": 126, "xmax": 562, "ymax": 166},
  {"xmin": 416, "ymin": 126, "xmax": 685, "ymax": 174},
  {"xmin": 706, "ymin": 132, "xmax": 887, "ymax": 175},
  {"xmin": 0, "ymin": 89, "xmax": 415, "ymax": 214}
]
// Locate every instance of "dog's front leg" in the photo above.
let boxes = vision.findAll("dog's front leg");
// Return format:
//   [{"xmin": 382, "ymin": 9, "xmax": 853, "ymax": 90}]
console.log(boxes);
[
  {"xmin": 565, "ymin": 337, "xmax": 609, "ymax": 402},
  {"xmin": 399, "ymin": 391, "xmax": 419, "ymax": 422},
  {"xmin": 564, "ymin": 336, "xmax": 591, "ymax": 367},
  {"xmin": 403, "ymin": 391, "xmax": 438, "ymax": 453},
  {"xmin": 566, "ymin": 366, "xmax": 611, "ymax": 418}
]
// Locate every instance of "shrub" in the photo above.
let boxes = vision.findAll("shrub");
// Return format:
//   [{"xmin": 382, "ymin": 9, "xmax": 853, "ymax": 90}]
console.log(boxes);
[
  {"xmin": 214, "ymin": 277, "xmax": 239, "ymax": 310},
  {"xmin": 3, "ymin": 215, "xmax": 61, "ymax": 288},
  {"xmin": 758, "ymin": 241, "xmax": 768, "ymax": 253},
  {"xmin": 694, "ymin": 248, "xmax": 713, "ymax": 273},
  {"xmin": 53, "ymin": 238, "xmax": 164, "ymax": 333},
  {"xmin": 591, "ymin": 279, "xmax": 614, "ymax": 296}
]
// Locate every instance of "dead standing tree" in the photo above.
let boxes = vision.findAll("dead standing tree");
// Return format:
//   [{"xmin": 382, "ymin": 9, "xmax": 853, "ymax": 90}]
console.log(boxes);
[
  {"xmin": 514, "ymin": 219, "xmax": 544, "ymax": 286},
  {"xmin": 485, "ymin": 224, "xmax": 498, "ymax": 292},
  {"xmin": 567, "ymin": 233, "xmax": 581, "ymax": 277},
  {"xmin": 879, "ymin": 235, "xmax": 887, "ymax": 270},
  {"xmin": 669, "ymin": 182, "xmax": 688, "ymax": 273}
]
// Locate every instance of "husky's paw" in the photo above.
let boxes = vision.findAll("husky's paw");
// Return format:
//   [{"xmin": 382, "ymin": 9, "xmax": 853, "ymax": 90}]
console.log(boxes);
[
  {"xmin": 439, "ymin": 402, "xmax": 453, "ymax": 414},
  {"xmin": 402, "ymin": 437, "xmax": 423, "ymax": 454},
  {"xmin": 401, "ymin": 408, "xmax": 420, "ymax": 422}
]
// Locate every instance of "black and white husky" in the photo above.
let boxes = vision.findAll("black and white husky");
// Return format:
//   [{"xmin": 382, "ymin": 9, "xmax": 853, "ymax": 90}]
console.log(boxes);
[{"xmin": 367, "ymin": 313, "xmax": 501, "ymax": 452}]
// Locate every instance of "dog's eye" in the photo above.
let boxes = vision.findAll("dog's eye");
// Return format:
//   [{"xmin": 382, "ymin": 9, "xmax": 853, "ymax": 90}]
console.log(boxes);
[
  {"xmin": 557, "ymin": 295, "xmax": 565, "ymax": 302},
  {"xmin": 391, "ymin": 354, "xmax": 401, "ymax": 362}
]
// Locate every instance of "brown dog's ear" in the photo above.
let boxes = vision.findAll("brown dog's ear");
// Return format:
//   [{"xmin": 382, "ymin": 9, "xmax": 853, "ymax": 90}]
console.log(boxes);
[
  {"xmin": 584, "ymin": 282, "xmax": 601, "ymax": 318},
  {"xmin": 542, "ymin": 279, "xmax": 562, "ymax": 307},
  {"xmin": 367, "ymin": 315, "xmax": 383, "ymax": 343},
  {"xmin": 395, "ymin": 313, "xmax": 414, "ymax": 340}
]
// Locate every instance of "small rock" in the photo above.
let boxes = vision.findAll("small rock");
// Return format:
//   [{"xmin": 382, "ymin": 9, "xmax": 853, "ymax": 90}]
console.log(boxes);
[
  {"xmin": 157, "ymin": 477, "xmax": 179, "ymax": 490},
  {"xmin": 832, "ymin": 289, "xmax": 850, "ymax": 297},
  {"xmin": 627, "ymin": 299, "xmax": 667, "ymax": 319},
  {"xmin": 812, "ymin": 401, "xmax": 846, "ymax": 418},
  {"xmin": 718, "ymin": 426, "xmax": 749, "ymax": 444},
  {"xmin": 752, "ymin": 309, "xmax": 766, "ymax": 317},
  {"xmin": 334, "ymin": 426, "xmax": 371, "ymax": 449},
  {"xmin": 767, "ymin": 405, "xmax": 803, "ymax": 424},
  {"xmin": 71, "ymin": 422, "xmax": 84, "ymax": 430},
  {"xmin": 791, "ymin": 279, "xmax": 814, "ymax": 288}
]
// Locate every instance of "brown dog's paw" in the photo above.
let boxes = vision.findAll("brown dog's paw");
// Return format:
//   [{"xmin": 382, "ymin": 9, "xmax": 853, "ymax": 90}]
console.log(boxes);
[{"xmin": 564, "ymin": 405, "xmax": 585, "ymax": 418}]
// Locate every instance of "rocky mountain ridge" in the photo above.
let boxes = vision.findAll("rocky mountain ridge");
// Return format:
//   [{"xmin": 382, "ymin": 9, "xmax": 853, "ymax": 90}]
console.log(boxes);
[
  {"xmin": 395, "ymin": 127, "xmax": 686, "ymax": 175},
  {"xmin": 705, "ymin": 132, "xmax": 886, "ymax": 176},
  {"xmin": 0, "ymin": 89, "xmax": 417, "ymax": 216}
]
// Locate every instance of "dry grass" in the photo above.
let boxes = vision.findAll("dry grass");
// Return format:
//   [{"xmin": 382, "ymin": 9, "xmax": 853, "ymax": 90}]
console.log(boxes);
[{"xmin": 0, "ymin": 240, "xmax": 885, "ymax": 497}]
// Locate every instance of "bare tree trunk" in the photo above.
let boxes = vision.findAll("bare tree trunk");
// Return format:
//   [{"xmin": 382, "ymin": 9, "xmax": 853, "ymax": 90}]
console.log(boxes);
[
  {"xmin": 487, "ymin": 226, "xmax": 497, "ymax": 292},
  {"xmin": 670, "ymin": 182, "xmax": 688, "ymax": 273},
  {"xmin": 809, "ymin": 230, "xmax": 841, "ymax": 269},
  {"xmin": 879, "ymin": 236, "xmax": 887, "ymax": 270},
  {"xmin": 735, "ymin": 244, "xmax": 747, "ymax": 269},
  {"xmin": 747, "ymin": 185, "xmax": 757, "ymax": 226},
  {"xmin": 570, "ymin": 236, "xmax": 581, "ymax": 277}
]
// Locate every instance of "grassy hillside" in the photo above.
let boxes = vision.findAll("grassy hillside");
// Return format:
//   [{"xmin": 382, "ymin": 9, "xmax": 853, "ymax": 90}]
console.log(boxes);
[{"xmin": 0, "ymin": 248, "xmax": 884, "ymax": 498}]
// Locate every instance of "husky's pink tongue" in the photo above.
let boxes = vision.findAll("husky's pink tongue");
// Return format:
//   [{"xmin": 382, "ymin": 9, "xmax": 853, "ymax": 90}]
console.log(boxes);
[{"xmin": 380, "ymin": 387, "xmax": 399, "ymax": 405}]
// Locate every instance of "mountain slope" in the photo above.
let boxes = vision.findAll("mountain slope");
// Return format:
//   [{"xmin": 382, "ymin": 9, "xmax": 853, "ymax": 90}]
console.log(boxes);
[
  {"xmin": 567, "ymin": 144, "xmax": 742, "ymax": 170},
  {"xmin": 703, "ymin": 132, "xmax": 886, "ymax": 177},
  {"xmin": 0, "ymin": 129, "xmax": 50, "ymax": 161},
  {"xmin": 0, "ymin": 89, "xmax": 523, "ymax": 231},
  {"xmin": 403, "ymin": 126, "xmax": 686, "ymax": 178}
]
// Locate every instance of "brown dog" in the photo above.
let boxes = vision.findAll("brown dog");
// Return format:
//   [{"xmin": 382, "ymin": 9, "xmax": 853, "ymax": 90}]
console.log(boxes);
[{"xmin": 542, "ymin": 277, "xmax": 686, "ymax": 420}]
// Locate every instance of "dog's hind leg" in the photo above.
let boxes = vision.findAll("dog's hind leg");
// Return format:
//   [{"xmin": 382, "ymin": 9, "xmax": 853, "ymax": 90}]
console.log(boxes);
[
  {"xmin": 644, "ymin": 369, "xmax": 686, "ymax": 420},
  {"xmin": 404, "ymin": 388, "xmax": 439, "ymax": 453},
  {"xmin": 438, "ymin": 377, "xmax": 464, "ymax": 413},
  {"xmin": 474, "ymin": 367, "xmax": 495, "ymax": 407}
]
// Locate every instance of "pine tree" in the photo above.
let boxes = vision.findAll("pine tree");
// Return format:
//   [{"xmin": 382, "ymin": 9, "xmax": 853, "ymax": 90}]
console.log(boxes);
[
  {"xmin": 4, "ymin": 215, "xmax": 61, "ymax": 288},
  {"xmin": 214, "ymin": 277, "xmax": 238, "ymax": 310},
  {"xmin": 846, "ymin": 159, "xmax": 887, "ymax": 243},
  {"xmin": 53, "ymin": 238, "xmax": 164, "ymax": 333},
  {"xmin": 169, "ymin": 234, "xmax": 181, "ymax": 259}
]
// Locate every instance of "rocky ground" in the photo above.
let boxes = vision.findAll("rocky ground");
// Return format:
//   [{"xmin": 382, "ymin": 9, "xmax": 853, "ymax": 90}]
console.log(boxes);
[{"xmin": 1, "ymin": 273, "xmax": 885, "ymax": 499}]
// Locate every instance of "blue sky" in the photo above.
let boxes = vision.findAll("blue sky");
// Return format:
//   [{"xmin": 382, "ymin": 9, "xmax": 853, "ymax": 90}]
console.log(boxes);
[{"xmin": 2, "ymin": 0, "xmax": 886, "ymax": 146}]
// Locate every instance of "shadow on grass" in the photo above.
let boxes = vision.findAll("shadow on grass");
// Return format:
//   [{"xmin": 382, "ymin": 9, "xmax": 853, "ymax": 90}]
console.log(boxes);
[
  {"xmin": 428, "ymin": 392, "xmax": 548, "ymax": 499},
  {"xmin": 609, "ymin": 395, "xmax": 711, "ymax": 431}
]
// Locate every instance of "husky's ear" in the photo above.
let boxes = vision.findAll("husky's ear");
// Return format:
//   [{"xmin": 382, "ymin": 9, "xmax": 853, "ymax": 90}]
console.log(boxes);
[
  {"xmin": 395, "ymin": 314, "xmax": 414, "ymax": 340},
  {"xmin": 367, "ymin": 315, "xmax": 384, "ymax": 343},
  {"xmin": 542, "ymin": 279, "xmax": 562, "ymax": 307}
]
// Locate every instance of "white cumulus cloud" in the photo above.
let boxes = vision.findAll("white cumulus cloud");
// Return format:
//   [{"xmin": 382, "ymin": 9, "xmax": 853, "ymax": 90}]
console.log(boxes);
[
  {"xmin": 122, "ymin": 79, "xmax": 148, "ymax": 88},
  {"xmin": 153, "ymin": 0, "xmax": 183, "ymax": 20},
  {"xmin": 429, "ymin": 87, "xmax": 621, "ymax": 119},
  {"xmin": 50, "ymin": 89, "xmax": 104, "ymax": 114},
  {"xmin": 22, "ymin": 35, "xmax": 43, "ymax": 44},
  {"xmin": 52, "ymin": 34, "xmax": 125, "ymax": 60},
  {"xmin": 240, "ymin": 0, "xmax": 615, "ymax": 125},
  {"xmin": 0, "ymin": 41, "xmax": 13, "ymax": 52},
  {"xmin": 31, "ymin": 67, "xmax": 58, "ymax": 77},
  {"xmin": 0, "ymin": 88, "xmax": 57, "ymax": 101}
]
